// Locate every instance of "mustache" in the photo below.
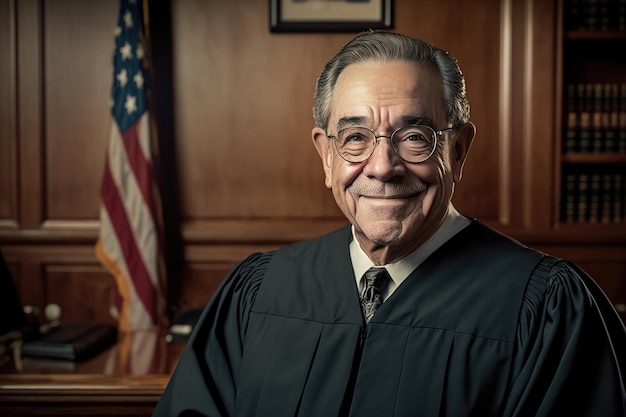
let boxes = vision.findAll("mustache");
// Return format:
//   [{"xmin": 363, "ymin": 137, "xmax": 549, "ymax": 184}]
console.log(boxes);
[{"xmin": 347, "ymin": 180, "xmax": 427, "ymax": 198}]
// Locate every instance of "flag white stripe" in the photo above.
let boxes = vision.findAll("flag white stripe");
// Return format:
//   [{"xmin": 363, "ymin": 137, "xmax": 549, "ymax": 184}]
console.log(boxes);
[{"xmin": 107, "ymin": 114, "xmax": 159, "ymax": 287}]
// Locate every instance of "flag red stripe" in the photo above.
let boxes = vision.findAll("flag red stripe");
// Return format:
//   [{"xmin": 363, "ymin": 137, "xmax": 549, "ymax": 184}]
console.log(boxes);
[
  {"xmin": 121, "ymin": 121, "xmax": 156, "ymax": 218},
  {"xmin": 100, "ymin": 154, "xmax": 157, "ymax": 323}
]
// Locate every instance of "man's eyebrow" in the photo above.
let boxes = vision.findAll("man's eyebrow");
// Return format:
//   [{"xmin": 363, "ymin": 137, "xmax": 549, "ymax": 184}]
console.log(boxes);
[
  {"xmin": 397, "ymin": 114, "xmax": 433, "ymax": 127},
  {"xmin": 335, "ymin": 116, "xmax": 368, "ymax": 131},
  {"xmin": 334, "ymin": 114, "xmax": 434, "ymax": 131}
]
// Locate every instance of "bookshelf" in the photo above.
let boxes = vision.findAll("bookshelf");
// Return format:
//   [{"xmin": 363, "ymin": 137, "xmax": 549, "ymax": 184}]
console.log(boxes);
[{"xmin": 558, "ymin": 0, "xmax": 626, "ymax": 226}]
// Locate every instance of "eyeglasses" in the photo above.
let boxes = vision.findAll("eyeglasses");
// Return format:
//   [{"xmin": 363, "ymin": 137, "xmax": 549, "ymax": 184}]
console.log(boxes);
[{"xmin": 326, "ymin": 125, "xmax": 453, "ymax": 164}]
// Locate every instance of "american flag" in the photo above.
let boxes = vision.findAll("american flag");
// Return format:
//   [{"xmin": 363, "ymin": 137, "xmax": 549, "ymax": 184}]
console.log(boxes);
[{"xmin": 95, "ymin": 0, "xmax": 166, "ymax": 331}]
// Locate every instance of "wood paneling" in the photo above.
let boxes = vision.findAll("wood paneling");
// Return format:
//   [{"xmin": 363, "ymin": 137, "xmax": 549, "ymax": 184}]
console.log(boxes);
[
  {"xmin": 44, "ymin": 265, "xmax": 116, "ymax": 324},
  {"xmin": 172, "ymin": 0, "xmax": 346, "ymax": 219},
  {"xmin": 43, "ymin": 0, "xmax": 117, "ymax": 220},
  {"xmin": 178, "ymin": 264, "xmax": 235, "ymax": 310},
  {"xmin": 0, "ymin": 0, "xmax": 16, "ymax": 223},
  {"xmin": 16, "ymin": 0, "xmax": 43, "ymax": 229}
]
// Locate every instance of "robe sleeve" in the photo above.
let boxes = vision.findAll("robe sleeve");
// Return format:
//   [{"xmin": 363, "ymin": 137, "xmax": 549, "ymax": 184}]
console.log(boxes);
[
  {"xmin": 153, "ymin": 252, "xmax": 273, "ymax": 417},
  {"xmin": 503, "ymin": 256, "xmax": 626, "ymax": 417}
]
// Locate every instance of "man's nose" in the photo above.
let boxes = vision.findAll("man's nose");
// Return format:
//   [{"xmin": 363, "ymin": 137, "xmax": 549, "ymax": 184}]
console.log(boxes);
[{"xmin": 363, "ymin": 138, "xmax": 405, "ymax": 179}]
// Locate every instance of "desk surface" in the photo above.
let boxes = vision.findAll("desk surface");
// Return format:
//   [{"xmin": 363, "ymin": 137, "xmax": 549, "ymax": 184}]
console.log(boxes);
[{"xmin": 0, "ymin": 329, "xmax": 184, "ymax": 416}]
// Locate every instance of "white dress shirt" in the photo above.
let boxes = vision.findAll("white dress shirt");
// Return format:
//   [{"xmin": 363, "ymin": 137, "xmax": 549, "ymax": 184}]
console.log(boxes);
[{"xmin": 350, "ymin": 203, "xmax": 471, "ymax": 300}]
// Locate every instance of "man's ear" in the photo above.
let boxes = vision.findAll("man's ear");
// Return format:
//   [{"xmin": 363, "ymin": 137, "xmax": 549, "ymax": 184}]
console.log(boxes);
[
  {"xmin": 451, "ymin": 122, "xmax": 476, "ymax": 183},
  {"xmin": 312, "ymin": 127, "xmax": 333, "ymax": 189}
]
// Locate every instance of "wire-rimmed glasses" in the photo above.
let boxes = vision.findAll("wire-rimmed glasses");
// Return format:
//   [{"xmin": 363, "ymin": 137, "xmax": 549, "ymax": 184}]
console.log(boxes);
[{"xmin": 326, "ymin": 125, "xmax": 453, "ymax": 164}]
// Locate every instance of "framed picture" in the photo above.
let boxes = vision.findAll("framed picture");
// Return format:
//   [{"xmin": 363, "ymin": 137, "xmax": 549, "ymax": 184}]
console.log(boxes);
[{"xmin": 270, "ymin": 0, "xmax": 393, "ymax": 33}]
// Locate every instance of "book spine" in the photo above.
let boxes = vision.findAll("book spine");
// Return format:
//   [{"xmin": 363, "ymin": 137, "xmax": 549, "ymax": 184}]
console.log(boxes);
[
  {"xmin": 601, "ymin": 173, "xmax": 613, "ymax": 223},
  {"xmin": 605, "ymin": 83, "xmax": 619, "ymax": 153},
  {"xmin": 599, "ymin": 0, "xmax": 610, "ymax": 30},
  {"xmin": 577, "ymin": 173, "xmax": 590, "ymax": 223},
  {"xmin": 578, "ymin": 84, "xmax": 593, "ymax": 153},
  {"xmin": 562, "ymin": 169, "xmax": 626, "ymax": 224},
  {"xmin": 566, "ymin": 0, "xmax": 626, "ymax": 31},
  {"xmin": 564, "ymin": 173, "xmax": 578, "ymax": 222},
  {"xmin": 565, "ymin": 84, "xmax": 579, "ymax": 153},
  {"xmin": 617, "ymin": 83, "xmax": 626, "ymax": 152},
  {"xmin": 592, "ymin": 83, "xmax": 604, "ymax": 152},
  {"xmin": 589, "ymin": 173, "xmax": 601, "ymax": 222},
  {"xmin": 565, "ymin": 0, "xmax": 583, "ymax": 30},
  {"xmin": 614, "ymin": 173, "xmax": 624, "ymax": 222},
  {"xmin": 585, "ymin": 0, "xmax": 600, "ymax": 31}
]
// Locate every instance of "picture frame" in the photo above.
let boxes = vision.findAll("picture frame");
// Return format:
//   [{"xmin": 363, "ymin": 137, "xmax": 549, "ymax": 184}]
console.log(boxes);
[{"xmin": 269, "ymin": 0, "xmax": 393, "ymax": 33}]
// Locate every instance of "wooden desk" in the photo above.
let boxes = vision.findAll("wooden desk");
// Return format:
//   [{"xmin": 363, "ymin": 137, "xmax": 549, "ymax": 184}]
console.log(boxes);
[{"xmin": 0, "ymin": 329, "xmax": 184, "ymax": 417}]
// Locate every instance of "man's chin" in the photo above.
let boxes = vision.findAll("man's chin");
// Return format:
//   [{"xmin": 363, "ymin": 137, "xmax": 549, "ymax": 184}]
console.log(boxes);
[{"xmin": 355, "ymin": 220, "xmax": 408, "ymax": 247}]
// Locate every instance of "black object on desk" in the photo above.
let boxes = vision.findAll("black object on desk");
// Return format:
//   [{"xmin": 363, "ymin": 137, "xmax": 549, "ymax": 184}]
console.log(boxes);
[{"xmin": 21, "ymin": 322, "xmax": 118, "ymax": 361}]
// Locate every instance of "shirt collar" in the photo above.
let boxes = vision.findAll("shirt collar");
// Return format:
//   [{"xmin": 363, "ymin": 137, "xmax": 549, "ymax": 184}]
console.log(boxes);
[{"xmin": 350, "ymin": 203, "xmax": 471, "ymax": 290}]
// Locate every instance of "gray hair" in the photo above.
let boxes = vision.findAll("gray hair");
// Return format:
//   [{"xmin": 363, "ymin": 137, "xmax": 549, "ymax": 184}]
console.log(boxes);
[{"xmin": 313, "ymin": 31, "xmax": 470, "ymax": 131}]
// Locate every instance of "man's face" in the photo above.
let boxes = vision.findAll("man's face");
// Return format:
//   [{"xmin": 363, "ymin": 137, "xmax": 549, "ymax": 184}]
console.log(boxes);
[{"xmin": 312, "ymin": 60, "xmax": 474, "ymax": 263}]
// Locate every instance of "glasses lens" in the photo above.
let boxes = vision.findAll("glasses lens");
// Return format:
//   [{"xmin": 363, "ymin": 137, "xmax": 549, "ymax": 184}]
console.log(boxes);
[
  {"xmin": 392, "ymin": 126, "xmax": 436, "ymax": 162},
  {"xmin": 336, "ymin": 128, "xmax": 375, "ymax": 162}
]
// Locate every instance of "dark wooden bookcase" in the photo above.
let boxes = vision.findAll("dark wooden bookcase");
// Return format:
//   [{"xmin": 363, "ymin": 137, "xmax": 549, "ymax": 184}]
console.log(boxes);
[{"xmin": 556, "ymin": 0, "xmax": 626, "ymax": 227}]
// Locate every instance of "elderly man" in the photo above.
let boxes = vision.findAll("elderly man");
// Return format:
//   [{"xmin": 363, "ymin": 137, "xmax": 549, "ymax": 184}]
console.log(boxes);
[{"xmin": 154, "ymin": 31, "xmax": 625, "ymax": 417}]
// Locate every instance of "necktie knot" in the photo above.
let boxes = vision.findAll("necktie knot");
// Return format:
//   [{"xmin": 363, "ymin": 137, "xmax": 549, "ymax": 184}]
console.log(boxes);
[{"xmin": 360, "ymin": 267, "xmax": 391, "ymax": 322}]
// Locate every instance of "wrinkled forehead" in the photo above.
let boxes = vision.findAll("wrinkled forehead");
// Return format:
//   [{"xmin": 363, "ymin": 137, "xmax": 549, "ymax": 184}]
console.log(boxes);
[{"xmin": 329, "ymin": 60, "xmax": 445, "ymax": 130}]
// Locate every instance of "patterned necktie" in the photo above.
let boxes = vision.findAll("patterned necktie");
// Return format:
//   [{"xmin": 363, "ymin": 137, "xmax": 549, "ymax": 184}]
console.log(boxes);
[{"xmin": 360, "ymin": 267, "xmax": 391, "ymax": 322}]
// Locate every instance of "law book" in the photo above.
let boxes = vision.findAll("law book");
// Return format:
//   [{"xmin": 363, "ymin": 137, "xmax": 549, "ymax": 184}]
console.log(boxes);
[
  {"xmin": 598, "ymin": 0, "xmax": 615, "ymax": 31},
  {"xmin": 605, "ymin": 83, "xmax": 619, "ymax": 153},
  {"xmin": 577, "ymin": 173, "xmax": 590, "ymax": 223},
  {"xmin": 567, "ymin": 0, "xmax": 625, "ymax": 31},
  {"xmin": 588, "ymin": 173, "xmax": 601, "ymax": 222},
  {"xmin": 578, "ymin": 84, "xmax": 593, "ymax": 153},
  {"xmin": 601, "ymin": 173, "xmax": 613, "ymax": 223},
  {"xmin": 564, "ymin": 84, "xmax": 579, "ymax": 153},
  {"xmin": 565, "ymin": 0, "xmax": 584, "ymax": 30},
  {"xmin": 614, "ymin": 173, "xmax": 624, "ymax": 223},
  {"xmin": 563, "ymin": 173, "xmax": 577, "ymax": 222},
  {"xmin": 619, "ymin": 83, "xmax": 626, "ymax": 153},
  {"xmin": 585, "ymin": 0, "xmax": 601, "ymax": 30},
  {"xmin": 591, "ymin": 83, "xmax": 604, "ymax": 153}
]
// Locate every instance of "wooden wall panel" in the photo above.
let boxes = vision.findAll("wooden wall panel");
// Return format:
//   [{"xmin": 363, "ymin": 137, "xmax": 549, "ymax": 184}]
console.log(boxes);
[
  {"xmin": 1, "ymin": 245, "xmax": 108, "ymax": 317},
  {"xmin": 525, "ymin": 0, "xmax": 558, "ymax": 230},
  {"xmin": 16, "ymin": 0, "xmax": 44, "ymax": 229},
  {"xmin": 0, "ymin": 0, "xmax": 16, "ymax": 223},
  {"xmin": 172, "ymin": 0, "xmax": 344, "ymax": 219},
  {"xmin": 43, "ymin": 0, "xmax": 117, "ymax": 221},
  {"xmin": 44, "ymin": 265, "xmax": 116, "ymax": 324},
  {"xmin": 177, "ymin": 264, "xmax": 235, "ymax": 311}
]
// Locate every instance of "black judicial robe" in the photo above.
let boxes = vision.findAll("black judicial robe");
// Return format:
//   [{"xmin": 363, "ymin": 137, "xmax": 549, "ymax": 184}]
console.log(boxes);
[{"xmin": 154, "ymin": 221, "xmax": 626, "ymax": 417}]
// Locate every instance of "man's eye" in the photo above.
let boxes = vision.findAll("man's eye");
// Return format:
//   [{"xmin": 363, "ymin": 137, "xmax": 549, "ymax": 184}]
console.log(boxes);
[
  {"xmin": 344, "ymin": 134, "xmax": 366, "ymax": 143},
  {"xmin": 405, "ymin": 133, "xmax": 428, "ymax": 142},
  {"xmin": 346, "ymin": 134, "xmax": 365, "ymax": 142}
]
